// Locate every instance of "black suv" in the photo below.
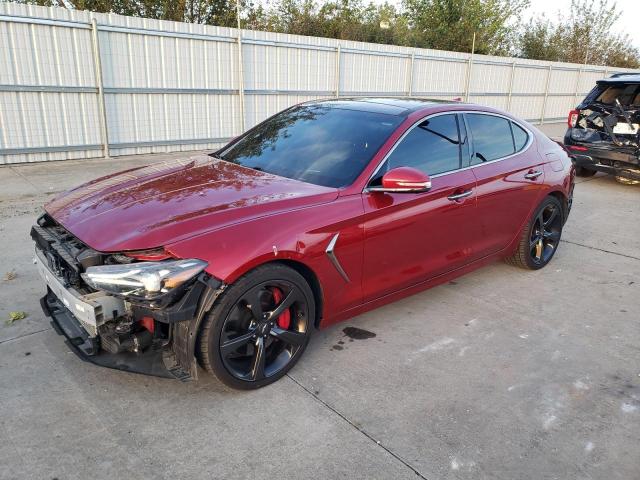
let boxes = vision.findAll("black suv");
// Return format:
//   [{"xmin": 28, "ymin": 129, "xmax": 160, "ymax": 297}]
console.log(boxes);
[{"xmin": 564, "ymin": 73, "xmax": 640, "ymax": 184}]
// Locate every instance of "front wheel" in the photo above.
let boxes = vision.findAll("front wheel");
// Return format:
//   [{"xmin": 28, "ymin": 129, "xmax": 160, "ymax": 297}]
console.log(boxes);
[
  {"xmin": 506, "ymin": 196, "xmax": 564, "ymax": 270},
  {"xmin": 197, "ymin": 264, "xmax": 314, "ymax": 389}
]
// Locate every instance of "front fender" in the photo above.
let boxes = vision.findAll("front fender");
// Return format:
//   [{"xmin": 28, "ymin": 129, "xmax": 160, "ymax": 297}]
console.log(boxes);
[{"xmin": 165, "ymin": 196, "xmax": 365, "ymax": 324}]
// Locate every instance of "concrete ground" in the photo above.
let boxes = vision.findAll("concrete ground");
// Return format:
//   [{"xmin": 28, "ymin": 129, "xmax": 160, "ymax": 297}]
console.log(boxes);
[{"xmin": 1, "ymin": 122, "xmax": 639, "ymax": 479}]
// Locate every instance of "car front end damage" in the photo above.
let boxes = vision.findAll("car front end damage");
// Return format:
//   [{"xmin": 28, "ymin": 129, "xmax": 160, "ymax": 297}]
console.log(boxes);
[
  {"xmin": 32, "ymin": 213, "xmax": 224, "ymax": 381},
  {"xmin": 564, "ymin": 78, "xmax": 640, "ymax": 182}
]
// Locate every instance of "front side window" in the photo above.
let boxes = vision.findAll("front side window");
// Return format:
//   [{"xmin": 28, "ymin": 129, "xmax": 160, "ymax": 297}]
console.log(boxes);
[
  {"xmin": 466, "ymin": 114, "xmax": 516, "ymax": 165},
  {"xmin": 375, "ymin": 114, "xmax": 461, "ymax": 181},
  {"xmin": 217, "ymin": 105, "xmax": 403, "ymax": 188}
]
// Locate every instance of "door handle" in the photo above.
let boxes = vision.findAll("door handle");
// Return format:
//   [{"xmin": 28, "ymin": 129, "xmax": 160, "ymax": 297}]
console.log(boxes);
[
  {"xmin": 524, "ymin": 170, "xmax": 543, "ymax": 180},
  {"xmin": 447, "ymin": 189, "xmax": 473, "ymax": 202}
]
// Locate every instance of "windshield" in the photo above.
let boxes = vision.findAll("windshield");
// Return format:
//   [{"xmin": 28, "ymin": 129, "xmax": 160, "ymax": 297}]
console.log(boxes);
[{"xmin": 217, "ymin": 104, "xmax": 403, "ymax": 188}]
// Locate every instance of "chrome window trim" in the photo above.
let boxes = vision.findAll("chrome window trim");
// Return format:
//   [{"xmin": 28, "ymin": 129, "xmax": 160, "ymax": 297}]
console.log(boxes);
[{"xmin": 363, "ymin": 110, "xmax": 534, "ymax": 191}]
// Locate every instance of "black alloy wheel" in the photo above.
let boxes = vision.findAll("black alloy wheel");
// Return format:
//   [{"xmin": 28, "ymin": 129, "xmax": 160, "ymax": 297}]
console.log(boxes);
[
  {"xmin": 529, "ymin": 202, "xmax": 562, "ymax": 266},
  {"xmin": 220, "ymin": 281, "xmax": 308, "ymax": 382},
  {"xmin": 506, "ymin": 195, "xmax": 564, "ymax": 270},
  {"xmin": 198, "ymin": 264, "xmax": 314, "ymax": 389}
]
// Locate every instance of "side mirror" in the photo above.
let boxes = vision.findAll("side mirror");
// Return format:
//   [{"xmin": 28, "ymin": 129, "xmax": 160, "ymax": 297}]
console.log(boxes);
[{"xmin": 369, "ymin": 167, "xmax": 431, "ymax": 193}]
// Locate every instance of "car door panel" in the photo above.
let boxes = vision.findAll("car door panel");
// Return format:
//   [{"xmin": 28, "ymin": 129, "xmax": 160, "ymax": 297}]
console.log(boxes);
[
  {"xmin": 362, "ymin": 169, "xmax": 478, "ymax": 302},
  {"xmin": 464, "ymin": 113, "xmax": 547, "ymax": 257},
  {"xmin": 471, "ymin": 155, "xmax": 546, "ymax": 256}
]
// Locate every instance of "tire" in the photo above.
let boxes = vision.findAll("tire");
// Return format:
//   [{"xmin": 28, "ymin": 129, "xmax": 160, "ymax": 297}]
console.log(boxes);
[
  {"xmin": 506, "ymin": 196, "xmax": 564, "ymax": 270},
  {"xmin": 197, "ymin": 263, "xmax": 315, "ymax": 390},
  {"xmin": 575, "ymin": 166, "xmax": 596, "ymax": 177}
]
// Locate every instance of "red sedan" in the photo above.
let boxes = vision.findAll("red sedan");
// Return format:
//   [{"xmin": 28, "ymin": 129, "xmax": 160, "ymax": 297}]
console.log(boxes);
[{"xmin": 32, "ymin": 98, "xmax": 575, "ymax": 388}]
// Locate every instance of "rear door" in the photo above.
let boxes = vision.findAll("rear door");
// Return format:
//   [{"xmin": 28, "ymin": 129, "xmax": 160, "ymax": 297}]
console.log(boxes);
[{"xmin": 465, "ymin": 113, "xmax": 547, "ymax": 257}]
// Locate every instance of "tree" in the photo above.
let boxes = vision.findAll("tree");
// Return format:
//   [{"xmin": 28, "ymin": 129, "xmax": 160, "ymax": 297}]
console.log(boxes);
[
  {"xmin": 519, "ymin": 0, "xmax": 640, "ymax": 68},
  {"xmin": 401, "ymin": 0, "xmax": 529, "ymax": 54}
]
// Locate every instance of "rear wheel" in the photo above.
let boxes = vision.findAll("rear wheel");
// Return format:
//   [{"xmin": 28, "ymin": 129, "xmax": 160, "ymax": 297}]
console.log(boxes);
[
  {"xmin": 575, "ymin": 166, "xmax": 596, "ymax": 177},
  {"xmin": 197, "ymin": 264, "xmax": 314, "ymax": 389},
  {"xmin": 506, "ymin": 196, "xmax": 564, "ymax": 270}
]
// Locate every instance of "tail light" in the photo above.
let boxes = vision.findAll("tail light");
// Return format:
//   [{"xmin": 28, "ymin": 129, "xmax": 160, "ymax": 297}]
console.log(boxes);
[{"xmin": 568, "ymin": 109, "xmax": 580, "ymax": 128}]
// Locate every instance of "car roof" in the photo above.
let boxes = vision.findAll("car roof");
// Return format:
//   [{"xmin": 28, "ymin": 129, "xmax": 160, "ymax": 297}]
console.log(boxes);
[
  {"xmin": 303, "ymin": 97, "xmax": 463, "ymax": 116},
  {"xmin": 597, "ymin": 73, "xmax": 640, "ymax": 84}
]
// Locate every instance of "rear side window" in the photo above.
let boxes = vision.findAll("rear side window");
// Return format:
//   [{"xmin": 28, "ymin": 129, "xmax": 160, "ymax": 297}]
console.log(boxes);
[
  {"xmin": 384, "ymin": 114, "xmax": 461, "ymax": 176},
  {"xmin": 467, "ymin": 114, "xmax": 515, "ymax": 165},
  {"xmin": 511, "ymin": 122, "xmax": 529, "ymax": 151}
]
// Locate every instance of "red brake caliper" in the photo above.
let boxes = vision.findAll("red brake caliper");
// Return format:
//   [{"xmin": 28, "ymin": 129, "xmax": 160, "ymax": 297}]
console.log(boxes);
[{"xmin": 271, "ymin": 287, "xmax": 291, "ymax": 330}]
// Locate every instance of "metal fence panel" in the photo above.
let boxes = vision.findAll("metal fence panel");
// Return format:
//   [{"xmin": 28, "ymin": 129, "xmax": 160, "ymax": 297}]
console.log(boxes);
[{"xmin": 0, "ymin": 1, "xmax": 636, "ymax": 164}]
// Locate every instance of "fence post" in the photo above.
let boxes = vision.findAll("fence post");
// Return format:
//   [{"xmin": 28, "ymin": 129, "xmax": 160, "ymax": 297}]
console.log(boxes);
[
  {"xmin": 572, "ymin": 66, "xmax": 583, "ymax": 108},
  {"xmin": 540, "ymin": 64, "xmax": 552, "ymax": 124},
  {"xmin": 335, "ymin": 44, "xmax": 341, "ymax": 97},
  {"xmin": 90, "ymin": 18, "xmax": 109, "ymax": 158},
  {"xmin": 407, "ymin": 52, "xmax": 415, "ymax": 96},
  {"xmin": 464, "ymin": 33, "xmax": 476, "ymax": 102},
  {"xmin": 506, "ymin": 61, "xmax": 516, "ymax": 112},
  {"xmin": 236, "ymin": 30, "xmax": 246, "ymax": 133}
]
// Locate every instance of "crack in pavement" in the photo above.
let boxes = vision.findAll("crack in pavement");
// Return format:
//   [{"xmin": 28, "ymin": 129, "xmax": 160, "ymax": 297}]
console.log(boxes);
[
  {"xmin": 286, "ymin": 373, "xmax": 429, "ymax": 480},
  {"xmin": 560, "ymin": 239, "xmax": 640, "ymax": 262},
  {"xmin": 0, "ymin": 327, "xmax": 52, "ymax": 345},
  {"xmin": 8, "ymin": 166, "xmax": 41, "ymax": 192}
]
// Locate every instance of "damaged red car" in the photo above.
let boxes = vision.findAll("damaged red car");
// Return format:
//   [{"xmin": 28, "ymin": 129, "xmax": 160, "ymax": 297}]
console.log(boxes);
[{"xmin": 33, "ymin": 98, "xmax": 575, "ymax": 389}]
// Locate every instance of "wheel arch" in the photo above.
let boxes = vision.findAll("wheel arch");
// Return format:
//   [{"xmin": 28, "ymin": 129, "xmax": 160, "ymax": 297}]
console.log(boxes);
[
  {"xmin": 546, "ymin": 189, "xmax": 569, "ymax": 223},
  {"xmin": 217, "ymin": 257, "xmax": 325, "ymax": 330},
  {"xmin": 265, "ymin": 259, "xmax": 324, "ymax": 329}
]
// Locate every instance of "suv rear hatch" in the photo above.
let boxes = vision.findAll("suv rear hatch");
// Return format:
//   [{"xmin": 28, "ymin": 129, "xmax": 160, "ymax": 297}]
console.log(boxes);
[{"xmin": 565, "ymin": 74, "xmax": 640, "ymax": 180}]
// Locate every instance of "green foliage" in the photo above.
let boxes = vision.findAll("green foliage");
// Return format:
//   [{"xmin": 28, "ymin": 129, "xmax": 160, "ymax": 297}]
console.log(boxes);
[
  {"xmin": 11, "ymin": 0, "xmax": 640, "ymax": 67},
  {"xmin": 402, "ymin": 0, "xmax": 530, "ymax": 54},
  {"xmin": 519, "ymin": 0, "xmax": 639, "ymax": 68}
]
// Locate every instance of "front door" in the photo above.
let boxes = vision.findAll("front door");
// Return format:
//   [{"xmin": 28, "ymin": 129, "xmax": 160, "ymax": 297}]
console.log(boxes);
[{"xmin": 362, "ymin": 113, "xmax": 480, "ymax": 302}]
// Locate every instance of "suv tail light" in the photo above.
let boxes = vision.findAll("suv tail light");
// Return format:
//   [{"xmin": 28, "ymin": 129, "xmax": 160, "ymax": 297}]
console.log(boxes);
[{"xmin": 568, "ymin": 109, "xmax": 580, "ymax": 128}]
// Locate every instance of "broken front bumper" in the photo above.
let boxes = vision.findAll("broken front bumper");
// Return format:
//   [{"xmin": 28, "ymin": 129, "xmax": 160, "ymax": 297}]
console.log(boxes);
[
  {"xmin": 35, "ymin": 248, "xmax": 217, "ymax": 381},
  {"xmin": 41, "ymin": 289, "xmax": 175, "ymax": 378}
]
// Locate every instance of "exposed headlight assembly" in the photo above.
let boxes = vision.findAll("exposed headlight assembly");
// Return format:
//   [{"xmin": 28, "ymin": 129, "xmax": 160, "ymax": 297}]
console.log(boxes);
[{"xmin": 81, "ymin": 259, "xmax": 208, "ymax": 301}]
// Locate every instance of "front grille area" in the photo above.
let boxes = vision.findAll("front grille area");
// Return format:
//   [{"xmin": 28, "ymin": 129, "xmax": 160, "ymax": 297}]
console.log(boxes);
[{"xmin": 31, "ymin": 214, "xmax": 100, "ymax": 289}]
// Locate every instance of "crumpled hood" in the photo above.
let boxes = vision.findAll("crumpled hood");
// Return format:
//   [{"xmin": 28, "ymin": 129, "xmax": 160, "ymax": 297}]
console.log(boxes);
[{"xmin": 45, "ymin": 155, "xmax": 338, "ymax": 252}]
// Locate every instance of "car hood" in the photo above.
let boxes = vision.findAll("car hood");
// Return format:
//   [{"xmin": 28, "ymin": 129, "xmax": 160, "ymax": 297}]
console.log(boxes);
[{"xmin": 45, "ymin": 155, "xmax": 338, "ymax": 252}]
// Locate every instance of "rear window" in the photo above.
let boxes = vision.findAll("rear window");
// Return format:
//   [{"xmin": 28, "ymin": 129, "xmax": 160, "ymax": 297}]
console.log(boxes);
[
  {"xmin": 594, "ymin": 84, "xmax": 640, "ymax": 106},
  {"xmin": 467, "ymin": 114, "xmax": 515, "ymax": 164}
]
